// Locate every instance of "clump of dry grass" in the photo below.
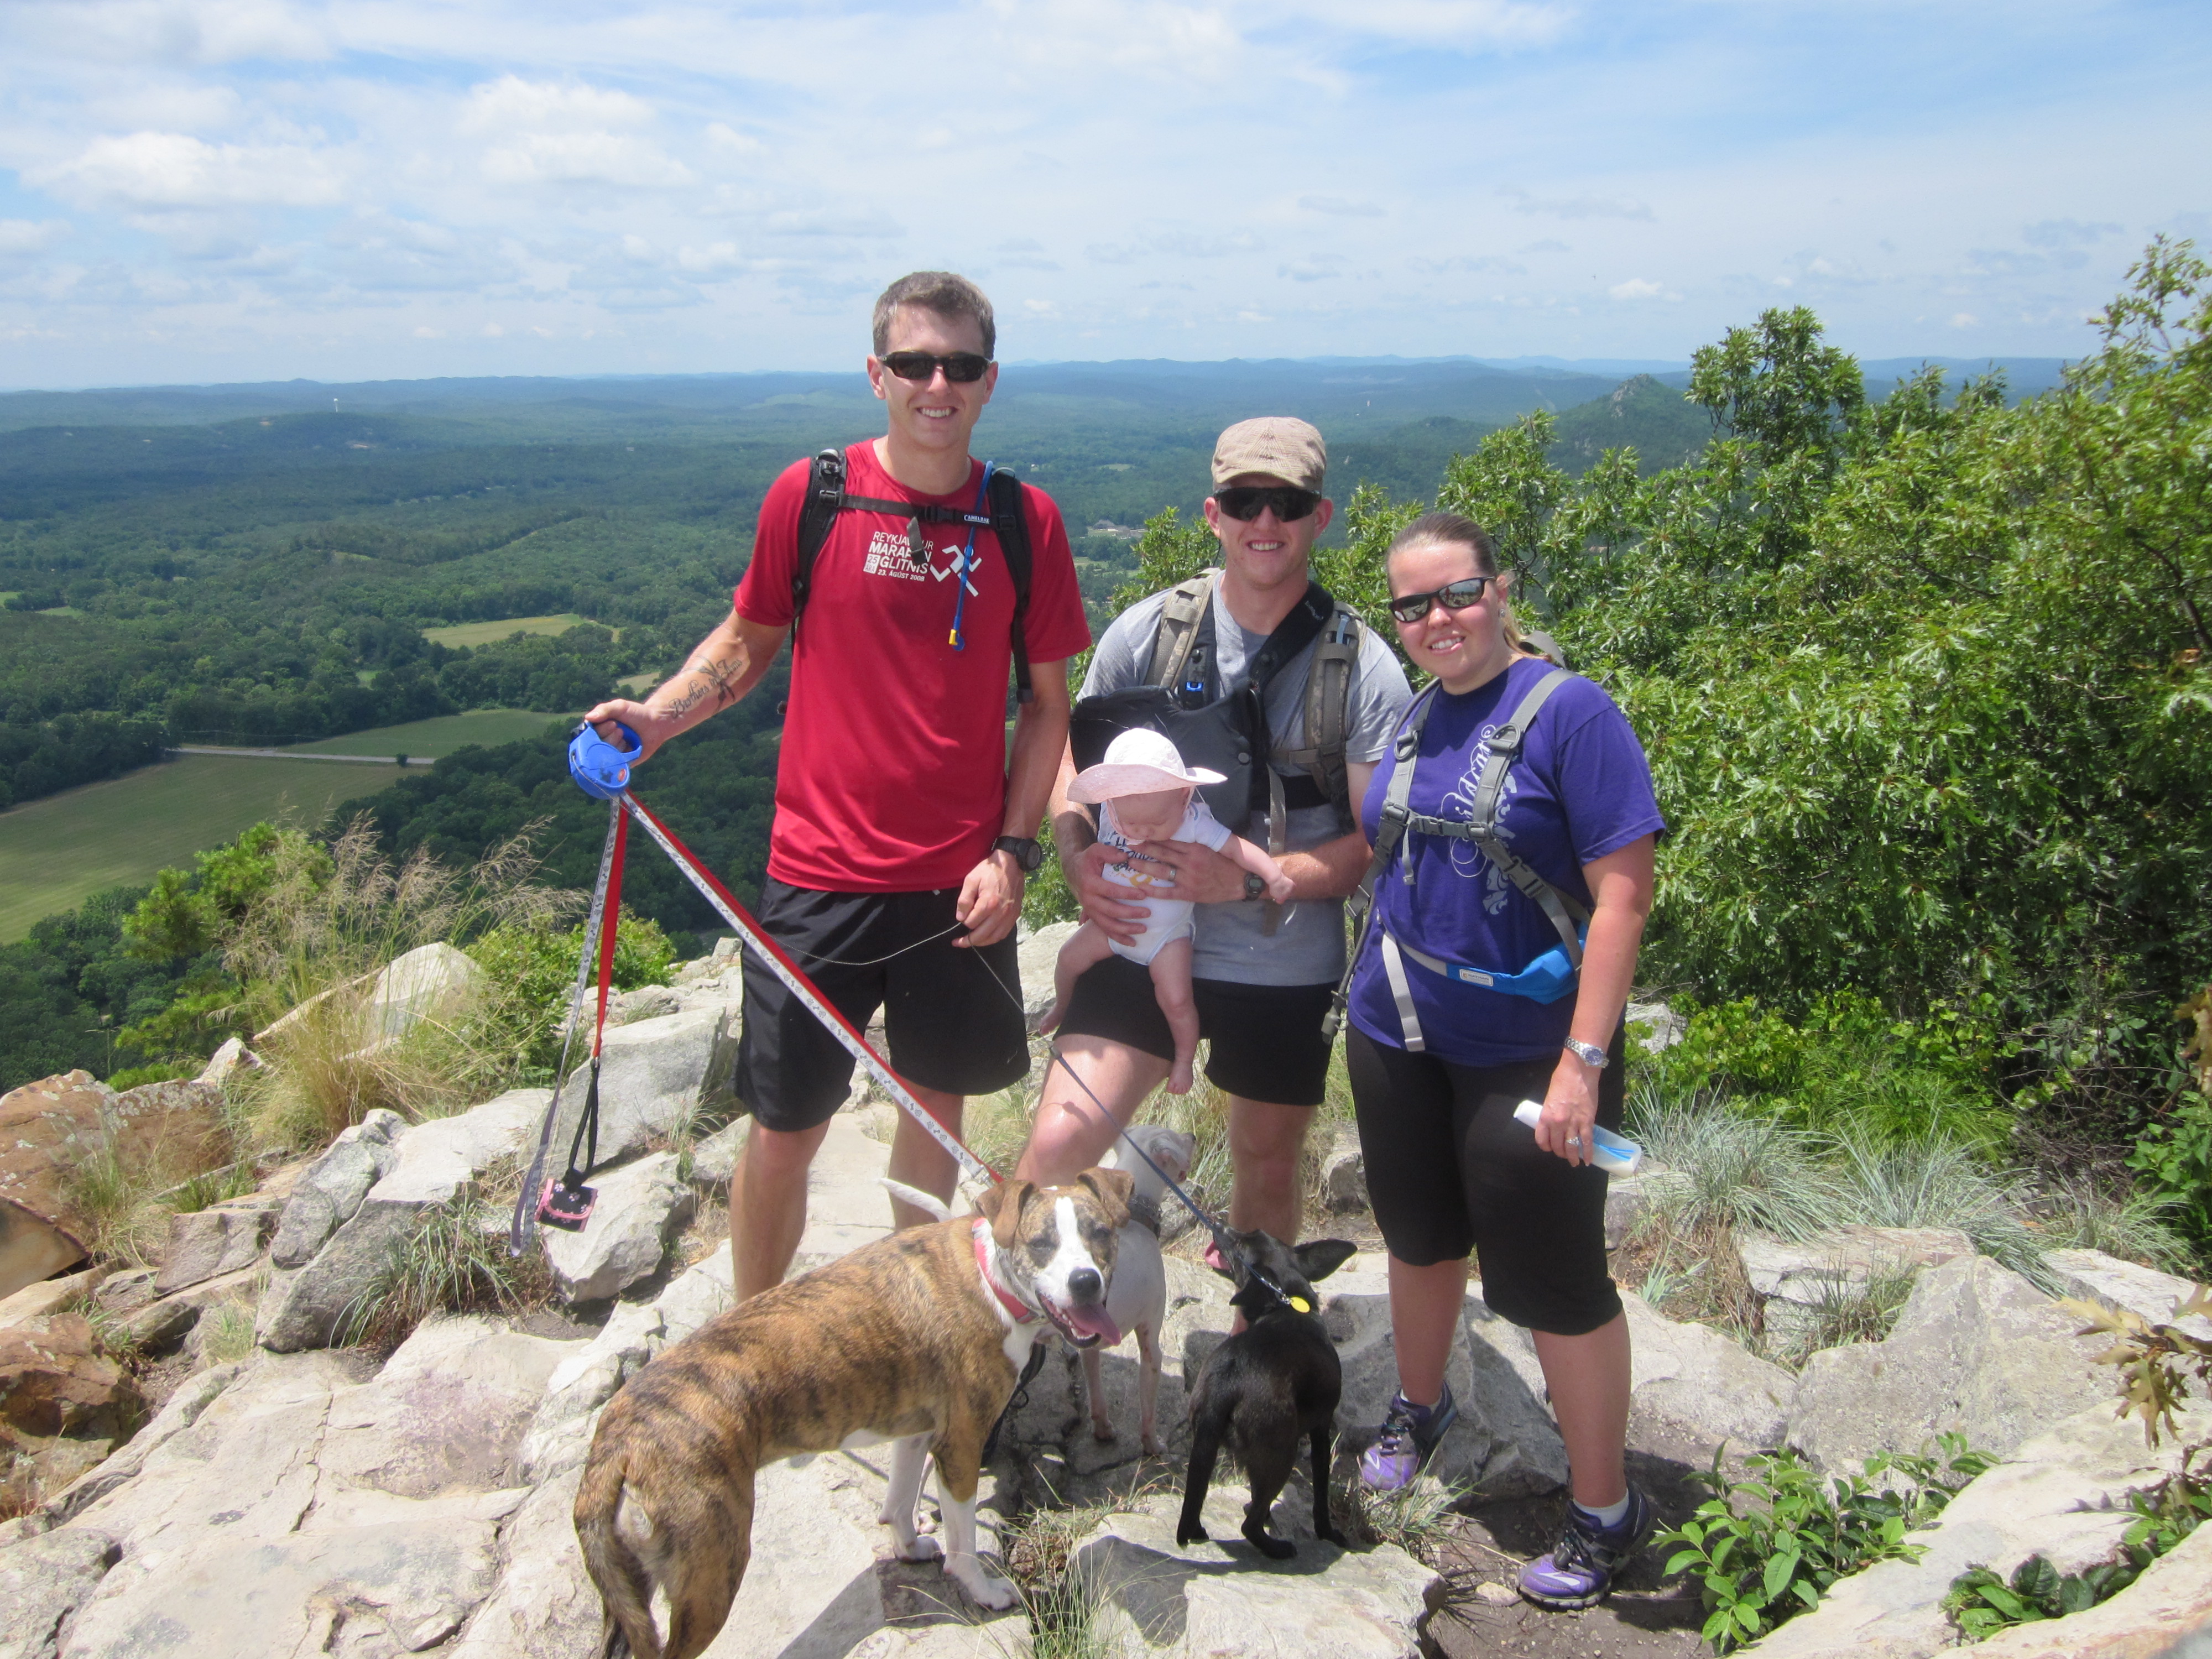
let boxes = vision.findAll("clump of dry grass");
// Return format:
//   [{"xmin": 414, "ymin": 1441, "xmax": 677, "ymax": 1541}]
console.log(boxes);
[
  {"xmin": 231, "ymin": 818, "xmax": 581, "ymax": 1149},
  {"xmin": 336, "ymin": 1185, "xmax": 554, "ymax": 1353}
]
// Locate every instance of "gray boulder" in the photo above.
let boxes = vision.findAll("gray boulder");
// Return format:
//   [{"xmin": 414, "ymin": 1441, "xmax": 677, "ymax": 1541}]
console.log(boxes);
[
  {"xmin": 390, "ymin": 1087, "xmax": 549, "ymax": 1182},
  {"xmin": 154, "ymin": 1198, "xmax": 280, "ymax": 1294},
  {"xmin": 0, "ymin": 1526, "xmax": 118, "ymax": 1659},
  {"xmin": 1785, "ymin": 1254, "xmax": 2114, "ymax": 1473},
  {"xmin": 257, "ymin": 1199, "xmax": 424, "ymax": 1352},
  {"xmin": 269, "ymin": 1109, "xmax": 405, "ymax": 1269},
  {"xmin": 540, "ymin": 1153, "xmax": 694, "ymax": 1304},
  {"xmin": 1621, "ymin": 1287, "xmax": 1796, "ymax": 1450},
  {"xmin": 366, "ymin": 940, "xmax": 483, "ymax": 1044},
  {"xmin": 1068, "ymin": 1491, "xmax": 1438, "ymax": 1658},
  {"xmin": 1738, "ymin": 1225, "xmax": 1975, "ymax": 1347},
  {"xmin": 1319, "ymin": 1129, "xmax": 1368, "ymax": 1213},
  {"xmin": 607, "ymin": 984, "xmax": 680, "ymax": 1026},
  {"xmin": 572, "ymin": 1008, "xmax": 738, "ymax": 1165}
]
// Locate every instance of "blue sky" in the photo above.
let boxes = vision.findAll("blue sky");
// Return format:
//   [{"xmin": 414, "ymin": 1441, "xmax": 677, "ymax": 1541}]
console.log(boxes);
[{"xmin": 2, "ymin": 0, "xmax": 2206, "ymax": 388}]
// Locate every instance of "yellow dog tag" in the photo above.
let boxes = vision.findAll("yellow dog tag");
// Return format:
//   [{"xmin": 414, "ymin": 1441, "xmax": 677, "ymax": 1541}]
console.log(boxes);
[{"xmin": 1287, "ymin": 1295, "xmax": 1312, "ymax": 1314}]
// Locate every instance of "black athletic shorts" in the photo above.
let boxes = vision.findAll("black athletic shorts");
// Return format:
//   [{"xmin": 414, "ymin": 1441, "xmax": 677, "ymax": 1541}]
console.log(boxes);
[
  {"xmin": 734, "ymin": 879, "xmax": 1030, "ymax": 1133},
  {"xmin": 1055, "ymin": 953, "xmax": 1336, "ymax": 1108},
  {"xmin": 1347, "ymin": 1022, "xmax": 1628, "ymax": 1336}
]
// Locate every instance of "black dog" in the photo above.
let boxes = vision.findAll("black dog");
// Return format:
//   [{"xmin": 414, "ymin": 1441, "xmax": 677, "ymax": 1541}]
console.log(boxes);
[{"xmin": 1177, "ymin": 1229, "xmax": 1358, "ymax": 1559}]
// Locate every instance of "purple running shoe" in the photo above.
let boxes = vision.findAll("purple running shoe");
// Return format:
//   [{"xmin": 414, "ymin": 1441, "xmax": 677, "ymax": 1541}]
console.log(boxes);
[
  {"xmin": 1356, "ymin": 1384, "xmax": 1458, "ymax": 1490},
  {"xmin": 1517, "ymin": 1486, "xmax": 1655, "ymax": 1609}
]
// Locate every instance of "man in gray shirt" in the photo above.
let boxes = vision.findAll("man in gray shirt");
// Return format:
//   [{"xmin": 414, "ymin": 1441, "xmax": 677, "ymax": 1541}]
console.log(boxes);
[{"xmin": 1016, "ymin": 417, "xmax": 1411, "ymax": 1243}]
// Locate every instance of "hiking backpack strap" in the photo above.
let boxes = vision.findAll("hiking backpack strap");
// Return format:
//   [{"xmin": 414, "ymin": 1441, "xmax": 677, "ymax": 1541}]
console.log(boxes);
[
  {"xmin": 790, "ymin": 447, "xmax": 848, "ymax": 639},
  {"xmin": 1322, "ymin": 686, "xmax": 1438, "ymax": 1046},
  {"xmin": 1144, "ymin": 571, "xmax": 1220, "ymax": 702},
  {"xmin": 1428, "ymin": 667, "xmax": 1589, "ymax": 966},
  {"xmin": 1272, "ymin": 604, "xmax": 1364, "ymax": 830},
  {"xmin": 984, "ymin": 466, "xmax": 1035, "ymax": 705}
]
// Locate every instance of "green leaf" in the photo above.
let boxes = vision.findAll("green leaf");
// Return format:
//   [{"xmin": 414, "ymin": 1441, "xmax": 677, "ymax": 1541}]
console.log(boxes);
[{"xmin": 1764, "ymin": 1547, "xmax": 1802, "ymax": 1600}]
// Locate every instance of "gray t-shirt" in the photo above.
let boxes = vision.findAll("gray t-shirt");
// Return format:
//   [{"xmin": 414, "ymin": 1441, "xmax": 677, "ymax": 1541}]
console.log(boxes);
[{"xmin": 1079, "ymin": 580, "xmax": 1412, "ymax": 986}]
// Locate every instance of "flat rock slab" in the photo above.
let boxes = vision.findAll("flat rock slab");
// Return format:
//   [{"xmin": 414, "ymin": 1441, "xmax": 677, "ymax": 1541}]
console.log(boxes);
[
  {"xmin": 1068, "ymin": 1491, "xmax": 1438, "ymax": 1659},
  {"xmin": 155, "ymin": 1201, "xmax": 279, "ymax": 1295},
  {"xmin": 317, "ymin": 1315, "xmax": 578, "ymax": 1499},
  {"xmin": 1749, "ymin": 1396, "xmax": 2212, "ymax": 1659},
  {"xmin": 2044, "ymin": 1247, "xmax": 2212, "ymax": 1343},
  {"xmin": 1785, "ymin": 1254, "xmax": 2114, "ymax": 1474}
]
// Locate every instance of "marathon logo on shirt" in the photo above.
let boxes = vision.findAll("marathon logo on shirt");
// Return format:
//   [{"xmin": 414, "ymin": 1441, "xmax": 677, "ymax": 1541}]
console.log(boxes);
[{"xmin": 859, "ymin": 530, "xmax": 985, "ymax": 594}]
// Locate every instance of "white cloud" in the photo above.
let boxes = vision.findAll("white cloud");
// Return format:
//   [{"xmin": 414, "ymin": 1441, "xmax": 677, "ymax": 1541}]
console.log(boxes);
[
  {"xmin": 36, "ymin": 131, "xmax": 342, "ymax": 209},
  {"xmin": 1501, "ymin": 186, "xmax": 1655, "ymax": 221},
  {"xmin": 0, "ymin": 220, "xmax": 71, "ymax": 257},
  {"xmin": 1949, "ymin": 312, "xmax": 1978, "ymax": 327},
  {"xmin": 461, "ymin": 76, "xmax": 657, "ymax": 135},
  {"xmin": 1609, "ymin": 276, "xmax": 1663, "ymax": 299}
]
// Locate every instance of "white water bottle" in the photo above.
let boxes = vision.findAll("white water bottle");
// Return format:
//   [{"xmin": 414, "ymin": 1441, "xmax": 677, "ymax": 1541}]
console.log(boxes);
[{"xmin": 1512, "ymin": 1100, "xmax": 1642, "ymax": 1173}]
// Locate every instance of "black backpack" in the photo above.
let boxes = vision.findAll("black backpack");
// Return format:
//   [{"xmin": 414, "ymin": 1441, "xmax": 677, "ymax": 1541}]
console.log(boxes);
[{"xmin": 788, "ymin": 447, "xmax": 1036, "ymax": 703}]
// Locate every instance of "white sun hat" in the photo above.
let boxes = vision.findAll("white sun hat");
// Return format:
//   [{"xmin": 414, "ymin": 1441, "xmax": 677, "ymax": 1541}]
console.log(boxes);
[{"xmin": 1066, "ymin": 728, "xmax": 1226, "ymax": 804}]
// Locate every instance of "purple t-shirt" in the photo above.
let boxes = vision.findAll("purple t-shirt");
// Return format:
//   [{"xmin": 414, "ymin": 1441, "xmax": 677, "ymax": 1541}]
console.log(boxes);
[{"xmin": 1348, "ymin": 659, "xmax": 1665, "ymax": 1067}]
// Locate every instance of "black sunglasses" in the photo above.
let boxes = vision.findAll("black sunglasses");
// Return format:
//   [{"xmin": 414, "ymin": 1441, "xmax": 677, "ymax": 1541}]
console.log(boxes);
[
  {"xmin": 1389, "ymin": 575, "xmax": 1495, "ymax": 624},
  {"xmin": 1214, "ymin": 484, "xmax": 1320, "ymax": 522},
  {"xmin": 880, "ymin": 350, "xmax": 992, "ymax": 384}
]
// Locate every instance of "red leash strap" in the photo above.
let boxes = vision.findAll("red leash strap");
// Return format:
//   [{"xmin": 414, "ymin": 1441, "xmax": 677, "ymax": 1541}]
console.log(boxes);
[{"xmin": 619, "ymin": 791, "xmax": 1004, "ymax": 1187}]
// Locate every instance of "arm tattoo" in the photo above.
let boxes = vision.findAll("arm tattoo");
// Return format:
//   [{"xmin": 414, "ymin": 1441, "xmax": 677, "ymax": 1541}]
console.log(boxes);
[{"xmin": 659, "ymin": 651, "xmax": 745, "ymax": 719}]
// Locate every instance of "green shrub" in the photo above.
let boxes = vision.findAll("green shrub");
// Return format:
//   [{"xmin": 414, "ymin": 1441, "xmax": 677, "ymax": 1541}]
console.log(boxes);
[
  {"xmin": 105, "ymin": 1060, "xmax": 196, "ymax": 1089},
  {"xmin": 1660, "ymin": 1437, "xmax": 1996, "ymax": 1653},
  {"xmin": 466, "ymin": 906, "xmax": 679, "ymax": 1074}
]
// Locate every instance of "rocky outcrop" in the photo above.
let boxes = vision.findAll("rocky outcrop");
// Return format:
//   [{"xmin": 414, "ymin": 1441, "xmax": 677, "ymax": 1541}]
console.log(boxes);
[
  {"xmin": 0, "ymin": 1073, "xmax": 226, "ymax": 1300},
  {"xmin": 0, "ymin": 1313, "xmax": 141, "ymax": 1500},
  {"xmin": 1786, "ymin": 1254, "xmax": 2114, "ymax": 1472},
  {"xmin": 269, "ymin": 1109, "xmax": 406, "ymax": 1268},
  {"xmin": 1739, "ymin": 1225, "xmax": 1976, "ymax": 1347},
  {"xmin": 2044, "ymin": 1247, "xmax": 2212, "ymax": 1342},
  {"xmin": 154, "ymin": 1197, "xmax": 281, "ymax": 1295},
  {"xmin": 1748, "ymin": 1396, "xmax": 2212, "ymax": 1659},
  {"xmin": 572, "ymin": 1008, "xmax": 738, "ymax": 1165},
  {"xmin": 0, "ymin": 1526, "xmax": 119, "ymax": 1659}
]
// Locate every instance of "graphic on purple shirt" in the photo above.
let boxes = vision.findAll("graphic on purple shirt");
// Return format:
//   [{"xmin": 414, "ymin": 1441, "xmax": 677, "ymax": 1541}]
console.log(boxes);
[{"xmin": 1348, "ymin": 658, "xmax": 1666, "ymax": 1068}]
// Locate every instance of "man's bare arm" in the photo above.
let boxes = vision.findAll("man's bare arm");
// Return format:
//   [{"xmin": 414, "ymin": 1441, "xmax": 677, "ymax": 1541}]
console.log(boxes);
[
  {"xmin": 1132, "ymin": 759, "xmax": 1381, "ymax": 905},
  {"xmin": 583, "ymin": 612, "xmax": 789, "ymax": 764}
]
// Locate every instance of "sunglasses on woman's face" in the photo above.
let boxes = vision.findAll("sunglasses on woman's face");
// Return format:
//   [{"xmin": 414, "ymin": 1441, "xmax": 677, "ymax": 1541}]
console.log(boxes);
[
  {"xmin": 1214, "ymin": 484, "xmax": 1321, "ymax": 523},
  {"xmin": 879, "ymin": 350, "xmax": 992, "ymax": 383},
  {"xmin": 1389, "ymin": 575, "xmax": 1495, "ymax": 624}
]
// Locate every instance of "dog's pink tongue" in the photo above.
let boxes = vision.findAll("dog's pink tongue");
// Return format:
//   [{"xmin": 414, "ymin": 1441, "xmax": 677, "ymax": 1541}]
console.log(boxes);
[
  {"xmin": 1065, "ymin": 1302, "xmax": 1123, "ymax": 1345},
  {"xmin": 1204, "ymin": 1240, "xmax": 1228, "ymax": 1272}
]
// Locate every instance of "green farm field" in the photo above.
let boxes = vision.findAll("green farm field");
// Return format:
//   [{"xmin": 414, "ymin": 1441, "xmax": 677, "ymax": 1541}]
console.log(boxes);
[
  {"xmin": 422, "ymin": 614, "xmax": 601, "ymax": 648},
  {"xmin": 288, "ymin": 708, "xmax": 572, "ymax": 758},
  {"xmin": 0, "ymin": 754, "xmax": 400, "ymax": 942}
]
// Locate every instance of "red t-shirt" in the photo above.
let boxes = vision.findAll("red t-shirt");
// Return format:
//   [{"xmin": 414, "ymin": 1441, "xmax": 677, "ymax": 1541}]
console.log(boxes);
[{"xmin": 734, "ymin": 443, "xmax": 1091, "ymax": 892}]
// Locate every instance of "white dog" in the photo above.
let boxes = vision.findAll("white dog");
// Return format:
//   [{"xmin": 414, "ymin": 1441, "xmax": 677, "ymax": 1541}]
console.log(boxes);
[{"xmin": 1081, "ymin": 1124, "xmax": 1196, "ymax": 1455}]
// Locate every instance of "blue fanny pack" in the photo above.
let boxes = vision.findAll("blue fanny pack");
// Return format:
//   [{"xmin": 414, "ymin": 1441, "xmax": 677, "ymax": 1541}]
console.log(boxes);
[{"xmin": 1390, "ymin": 930, "xmax": 1583, "ymax": 1005}]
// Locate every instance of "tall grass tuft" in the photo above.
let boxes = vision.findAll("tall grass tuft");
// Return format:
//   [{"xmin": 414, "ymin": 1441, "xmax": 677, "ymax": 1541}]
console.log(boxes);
[
  {"xmin": 1827, "ymin": 1134, "xmax": 2052, "ymax": 1286},
  {"xmin": 2030, "ymin": 1175, "xmax": 2195, "ymax": 1272},
  {"xmin": 1625, "ymin": 1083, "xmax": 1840, "ymax": 1241},
  {"xmin": 231, "ymin": 819, "xmax": 582, "ymax": 1147},
  {"xmin": 1334, "ymin": 1472, "xmax": 1465, "ymax": 1562},
  {"xmin": 336, "ymin": 1188, "xmax": 552, "ymax": 1352}
]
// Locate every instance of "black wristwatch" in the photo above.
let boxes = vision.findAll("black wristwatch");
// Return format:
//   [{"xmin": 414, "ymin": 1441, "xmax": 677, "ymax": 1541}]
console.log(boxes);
[
  {"xmin": 1244, "ymin": 872, "xmax": 1267, "ymax": 901},
  {"xmin": 993, "ymin": 836, "xmax": 1045, "ymax": 873}
]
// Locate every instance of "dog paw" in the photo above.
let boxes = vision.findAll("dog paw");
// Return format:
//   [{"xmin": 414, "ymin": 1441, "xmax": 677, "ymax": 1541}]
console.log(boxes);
[
  {"xmin": 1089, "ymin": 1419, "xmax": 1117, "ymax": 1443},
  {"xmin": 1245, "ymin": 1528, "xmax": 1297, "ymax": 1561},
  {"xmin": 898, "ymin": 1535, "xmax": 943, "ymax": 1564},
  {"xmin": 1176, "ymin": 1524, "xmax": 1210, "ymax": 1547},
  {"xmin": 1318, "ymin": 1525, "xmax": 1350, "ymax": 1548},
  {"xmin": 1141, "ymin": 1434, "xmax": 1165, "ymax": 1458},
  {"xmin": 951, "ymin": 1562, "xmax": 1019, "ymax": 1610}
]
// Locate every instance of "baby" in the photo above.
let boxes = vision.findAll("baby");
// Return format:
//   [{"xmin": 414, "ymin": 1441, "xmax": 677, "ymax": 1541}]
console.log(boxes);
[{"xmin": 1041, "ymin": 727, "xmax": 1295, "ymax": 1093}]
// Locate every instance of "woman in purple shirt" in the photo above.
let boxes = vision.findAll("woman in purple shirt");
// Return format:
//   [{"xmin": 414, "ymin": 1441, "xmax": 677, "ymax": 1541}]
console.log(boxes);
[{"xmin": 1347, "ymin": 512, "xmax": 1663, "ymax": 1611}]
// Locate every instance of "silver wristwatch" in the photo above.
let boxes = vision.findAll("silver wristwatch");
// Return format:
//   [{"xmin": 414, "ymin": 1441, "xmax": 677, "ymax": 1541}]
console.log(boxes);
[{"xmin": 1562, "ymin": 1036, "xmax": 1609, "ymax": 1070}]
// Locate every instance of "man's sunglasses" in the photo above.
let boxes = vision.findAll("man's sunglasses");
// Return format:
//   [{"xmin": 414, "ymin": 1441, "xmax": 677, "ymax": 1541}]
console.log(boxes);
[
  {"xmin": 1214, "ymin": 485, "xmax": 1321, "ymax": 522},
  {"xmin": 1389, "ymin": 576, "xmax": 1495, "ymax": 624},
  {"xmin": 880, "ymin": 350, "xmax": 992, "ymax": 383}
]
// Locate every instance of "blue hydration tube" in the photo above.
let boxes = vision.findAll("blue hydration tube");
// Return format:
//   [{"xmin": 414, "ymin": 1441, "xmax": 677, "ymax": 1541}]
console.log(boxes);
[
  {"xmin": 945, "ymin": 462, "xmax": 995, "ymax": 651},
  {"xmin": 567, "ymin": 721, "xmax": 641, "ymax": 800}
]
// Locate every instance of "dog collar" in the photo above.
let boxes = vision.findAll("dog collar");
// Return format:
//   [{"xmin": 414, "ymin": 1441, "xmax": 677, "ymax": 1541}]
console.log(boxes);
[
  {"xmin": 1126, "ymin": 1193, "xmax": 1161, "ymax": 1237},
  {"xmin": 973, "ymin": 1218, "xmax": 1042, "ymax": 1327}
]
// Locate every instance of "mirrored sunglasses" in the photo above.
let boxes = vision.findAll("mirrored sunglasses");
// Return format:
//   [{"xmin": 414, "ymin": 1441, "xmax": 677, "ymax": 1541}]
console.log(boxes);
[
  {"xmin": 1389, "ymin": 576, "xmax": 1495, "ymax": 624},
  {"xmin": 1215, "ymin": 484, "xmax": 1320, "ymax": 522},
  {"xmin": 880, "ymin": 351, "xmax": 992, "ymax": 383}
]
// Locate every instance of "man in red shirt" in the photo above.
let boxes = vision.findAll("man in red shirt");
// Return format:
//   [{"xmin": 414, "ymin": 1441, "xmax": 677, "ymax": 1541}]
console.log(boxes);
[{"xmin": 585, "ymin": 272, "xmax": 1090, "ymax": 1300}]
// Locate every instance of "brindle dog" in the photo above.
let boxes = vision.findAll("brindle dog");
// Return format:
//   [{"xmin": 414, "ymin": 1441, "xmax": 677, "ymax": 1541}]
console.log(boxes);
[{"xmin": 575, "ymin": 1170, "xmax": 1132, "ymax": 1659}]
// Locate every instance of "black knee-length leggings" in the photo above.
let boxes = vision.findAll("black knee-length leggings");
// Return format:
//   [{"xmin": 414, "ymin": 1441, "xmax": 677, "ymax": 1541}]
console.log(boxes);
[{"xmin": 1346, "ymin": 1023, "xmax": 1627, "ymax": 1336}]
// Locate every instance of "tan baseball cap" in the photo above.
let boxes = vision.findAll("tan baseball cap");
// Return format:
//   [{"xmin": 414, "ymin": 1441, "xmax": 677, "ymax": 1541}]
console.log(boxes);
[{"xmin": 1212, "ymin": 416, "xmax": 1326, "ymax": 492}]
